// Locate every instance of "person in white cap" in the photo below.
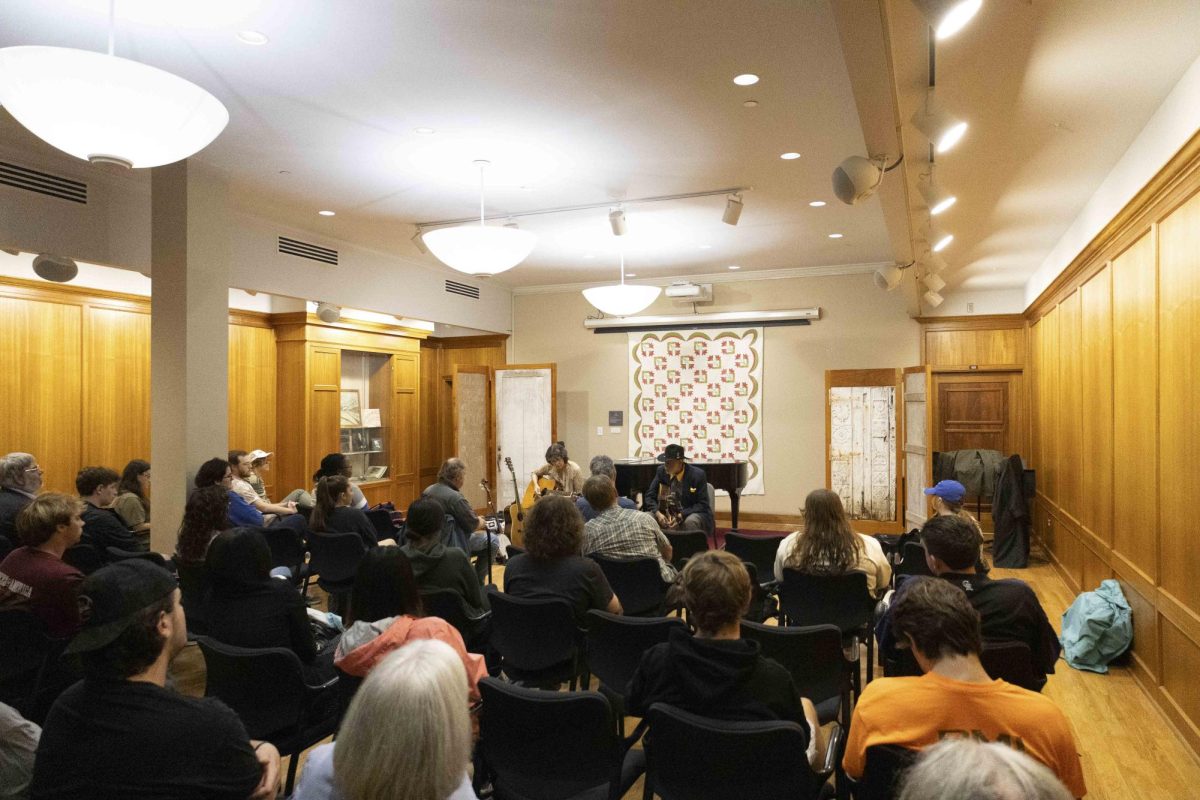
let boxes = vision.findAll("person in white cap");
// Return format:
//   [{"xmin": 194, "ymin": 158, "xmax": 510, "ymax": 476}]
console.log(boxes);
[{"xmin": 246, "ymin": 449, "xmax": 273, "ymax": 502}]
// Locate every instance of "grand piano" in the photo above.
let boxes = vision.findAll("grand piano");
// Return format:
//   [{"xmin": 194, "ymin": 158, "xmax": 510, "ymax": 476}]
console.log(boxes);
[{"xmin": 614, "ymin": 458, "xmax": 750, "ymax": 532}]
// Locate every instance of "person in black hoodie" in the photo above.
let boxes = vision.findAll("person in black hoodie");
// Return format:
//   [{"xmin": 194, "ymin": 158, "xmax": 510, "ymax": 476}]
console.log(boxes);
[{"xmin": 627, "ymin": 549, "xmax": 823, "ymax": 765}]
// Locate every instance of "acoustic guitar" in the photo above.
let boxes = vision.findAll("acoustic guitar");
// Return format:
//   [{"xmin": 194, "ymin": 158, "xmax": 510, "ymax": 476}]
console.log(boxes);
[
  {"xmin": 504, "ymin": 457, "xmax": 526, "ymax": 548},
  {"xmin": 522, "ymin": 474, "xmax": 561, "ymax": 507}
]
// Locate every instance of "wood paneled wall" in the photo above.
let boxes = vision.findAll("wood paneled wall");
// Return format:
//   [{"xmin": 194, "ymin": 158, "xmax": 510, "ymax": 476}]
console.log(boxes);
[
  {"xmin": 418, "ymin": 335, "xmax": 508, "ymax": 490},
  {"xmin": 1027, "ymin": 130, "xmax": 1200, "ymax": 756}
]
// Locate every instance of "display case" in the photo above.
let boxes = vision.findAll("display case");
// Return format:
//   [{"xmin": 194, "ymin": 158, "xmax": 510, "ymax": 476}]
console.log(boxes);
[{"xmin": 339, "ymin": 350, "xmax": 390, "ymax": 481}]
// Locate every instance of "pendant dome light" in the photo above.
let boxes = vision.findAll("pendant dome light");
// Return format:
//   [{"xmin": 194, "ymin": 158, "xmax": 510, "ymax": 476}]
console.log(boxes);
[
  {"xmin": 583, "ymin": 251, "xmax": 660, "ymax": 317},
  {"xmin": 423, "ymin": 160, "xmax": 537, "ymax": 276},
  {"xmin": 0, "ymin": 2, "xmax": 228, "ymax": 169}
]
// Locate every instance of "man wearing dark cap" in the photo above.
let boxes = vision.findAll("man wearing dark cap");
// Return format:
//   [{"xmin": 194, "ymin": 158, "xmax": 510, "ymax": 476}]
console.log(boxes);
[
  {"xmin": 642, "ymin": 444, "xmax": 712, "ymax": 533},
  {"xmin": 31, "ymin": 561, "xmax": 280, "ymax": 799}
]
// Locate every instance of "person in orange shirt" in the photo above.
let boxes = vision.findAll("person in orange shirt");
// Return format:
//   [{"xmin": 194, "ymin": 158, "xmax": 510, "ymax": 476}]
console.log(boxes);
[{"xmin": 843, "ymin": 577, "xmax": 1086, "ymax": 798}]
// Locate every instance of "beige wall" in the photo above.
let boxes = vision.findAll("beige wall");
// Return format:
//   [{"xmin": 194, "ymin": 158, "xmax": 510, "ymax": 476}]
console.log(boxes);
[{"xmin": 512, "ymin": 272, "xmax": 921, "ymax": 517}]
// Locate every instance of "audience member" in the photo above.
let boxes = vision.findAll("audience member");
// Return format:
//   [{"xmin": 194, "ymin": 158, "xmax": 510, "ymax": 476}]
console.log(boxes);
[
  {"xmin": 0, "ymin": 493, "xmax": 85, "ymax": 638},
  {"xmin": 293, "ymin": 641, "xmax": 476, "ymax": 800},
  {"xmin": 0, "ymin": 453, "xmax": 41, "ymax": 559},
  {"xmin": 575, "ymin": 454, "xmax": 637, "ymax": 521},
  {"xmin": 76, "ymin": 466, "xmax": 142, "ymax": 556},
  {"xmin": 112, "ymin": 459, "xmax": 151, "ymax": 546},
  {"xmin": 0, "ymin": 700, "xmax": 40, "ymax": 800},
  {"xmin": 423, "ymin": 458, "xmax": 499, "ymax": 562},
  {"xmin": 582, "ymin": 474, "xmax": 676, "ymax": 583},
  {"xmin": 643, "ymin": 444, "xmax": 712, "ymax": 533},
  {"xmin": 843, "ymin": 577, "xmax": 1085, "ymax": 798},
  {"xmin": 628, "ymin": 549, "xmax": 823, "ymax": 766},
  {"xmin": 400, "ymin": 496, "xmax": 489, "ymax": 617},
  {"xmin": 31, "ymin": 560, "xmax": 279, "ymax": 799},
  {"xmin": 925, "ymin": 479, "xmax": 984, "ymax": 538},
  {"xmin": 201, "ymin": 527, "xmax": 335, "ymax": 682},
  {"xmin": 194, "ymin": 458, "xmax": 264, "ymax": 528},
  {"xmin": 897, "ymin": 738, "xmax": 1074, "ymax": 800},
  {"xmin": 531, "ymin": 442, "xmax": 585, "ymax": 497},
  {"xmin": 334, "ymin": 547, "xmax": 485, "ymax": 700},
  {"xmin": 228, "ymin": 450, "xmax": 299, "ymax": 520},
  {"xmin": 174, "ymin": 485, "xmax": 232, "ymax": 565},
  {"xmin": 504, "ymin": 494, "xmax": 622, "ymax": 619},
  {"xmin": 245, "ymin": 449, "xmax": 272, "ymax": 501},
  {"xmin": 310, "ymin": 475, "xmax": 393, "ymax": 547},
  {"xmin": 774, "ymin": 488, "xmax": 891, "ymax": 594},
  {"xmin": 876, "ymin": 515, "xmax": 1060, "ymax": 688},
  {"xmin": 313, "ymin": 454, "xmax": 368, "ymax": 510}
]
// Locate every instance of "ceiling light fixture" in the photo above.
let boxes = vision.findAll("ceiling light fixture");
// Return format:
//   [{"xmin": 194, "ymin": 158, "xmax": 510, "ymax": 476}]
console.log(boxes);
[
  {"xmin": 315, "ymin": 302, "xmax": 341, "ymax": 323},
  {"xmin": 733, "ymin": 74, "xmax": 759, "ymax": 86},
  {"xmin": 318, "ymin": 210, "xmax": 335, "ymax": 217},
  {"xmin": 722, "ymin": 194, "xmax": 744, "ymax": 226},
  {"xmin": 780, "ymin": 152, "xmax": 801, "ymax": 160},
  {"xmin": 919, "ymin": 179, "xmax": 957, "ymax": 215},
  {"xmin": 32, "ymin": 254, "xmax": 79, "ymax": 283},
  {"xmin": 912, "ymin": 0, "xmax": 984, "ymax": 40},
  {"xmin": 728, "ymin": 265, "xmax": 741, "ymax": 270},
  {"xmin": 923, "ymin": 290, "xmax": 945, "ymax": 308},
  {"xmin": 911, "ymin": 91, "xmax": 968, "ymax": 154},
  {"xmin": 0, "ymin": 2, "xmax": 228, "ymax": 169},
  {"xmin": 925, "ymin": 250, "xmax": 948, "ymax": 273},
  {"xmin": 236, "ymin": 30, "xmax": 269, "ymax": 45},
  {"xmin": 930, "ymin": 225, "xmax": 954, "ymax": 252},
  {"xmin": 828, "ymin": 233, "xmax": 844, "ymax": 239},
  {"xmin": 422, "ymin": 159, "xmax": 537, "ymax": 275},
  {"xmin": 609, "ymin": 207, "xmax": 628, "ymax": 236},
  {"xmin": 832, "ymin": 154, "xmax": 903, "ymax": 205},
  {"xmin": 742, "ymin": 100, "xmax": 759, "ymax": 108},
  {"xmin": 922, "ymin": 273, "xmax": 947, "ymax": 292},
  {"xmin": 809, "ymin": 200, "xmax": 827, "ymax": 207},
  {"xmin": 874, "ymin": 265, "xmax": 903, "ymax": 291},
  {"xmin": 583, "ymin": 251, "xmax": 660, "ymax": 317},
  {"xmin": 413, "ymin": 127, "xmax": 436, "ymax": 135}
]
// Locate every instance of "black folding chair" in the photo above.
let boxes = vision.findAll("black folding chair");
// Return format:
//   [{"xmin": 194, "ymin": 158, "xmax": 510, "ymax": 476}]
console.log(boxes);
[
  {"xmin": 847, "ymin": 744, "xmax": 919, "ymax": 800},
  {"xmin": 665, "ymin": 530, "xmax": 708, "ymax": 571},
  {"xmin": 0, "ymin": 610, "xmax": 61, "ymax": 719},
  {"xmin": 981, "ymin": 640, "xmax": 1045, "ymax": 692},
  {"xmin": 197, "ymin": 637, "xmax": 338, "ymax": 796},
  {"xmin": 893, "ymin": 542, "xmax": 932, "ymax": 584},
  {"xmin": 779, "ymin": 570, "xmax": 877, "ymax": 685},
  {"xmin": 742, "ymin": 561, "xmax": 774, "ymax": 623},
  {"xmin": 724, "ymin": 532, "xmax": 786, "ymax": 585},
  {"xmin": 305, "ymin": 530, "xmax": 367, "ymax": 614},
  {"xmin": 62, "ymin": 543, "xmax": 104, "ymax": 575},
  {"xmin": 477, "ymin": 677, "xmax": 646, "ymax": 800},
  {"xmin": 589, "ymin": 554, "xmax": 669, "ymax": 616},
  {"xmin": 420, "ymin": 588, "xmax": 491, "ymax": 654},
  {"xmin": 105, "ymin": 547, "xmax": 170, "ymax": 570},
  {"xmin": 585, "ymin": 610, "xmax": 686, "ymax": 730},
  {"xmin": 333, "ymin": 666, "xmax": 364, "ymax": 726},
  {"xmin": 486, "ymin": 587, "xmax": 587, "ymax": 688},
  {"xmin": 740, "ymin": 620, "xmax": 851, "ymax": 725},
  {"xmin": 260, "ymin": 525, "xmax": 307, "ymax": 588},
  {"xmin": 364, "ymin": 508, "xmax": 397, "ymax": 541},
  {"xmin": 175, "ymin": 560, "xmax": 210, "ymax": 637},
  {"xmin": 643, "ymin": 702, "xmax": 841, "ymax": 800}
]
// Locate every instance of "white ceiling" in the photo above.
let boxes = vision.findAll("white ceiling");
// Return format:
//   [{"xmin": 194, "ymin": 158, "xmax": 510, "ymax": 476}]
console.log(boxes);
[{"xmin": 1, "ymin": 1, "xmax": 1198, "ymax": 296}]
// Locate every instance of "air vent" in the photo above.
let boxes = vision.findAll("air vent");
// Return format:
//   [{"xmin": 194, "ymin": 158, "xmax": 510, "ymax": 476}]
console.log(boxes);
[
  {"xmin": 0, "ymin": 161, "xmax": 87, "ymax": 204},
  {"xmin": 277, "ymin": 236, "xmax": 338, "ymax": 265},
  {"xmin": 444, "ymin": 279, "xmax": 480, "ymax": 299}
]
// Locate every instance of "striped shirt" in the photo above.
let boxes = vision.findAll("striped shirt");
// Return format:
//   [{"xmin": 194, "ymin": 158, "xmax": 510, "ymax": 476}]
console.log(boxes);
[{"xmin": 584, "ymin": 506, "xmax": 677, "ymax": 582}]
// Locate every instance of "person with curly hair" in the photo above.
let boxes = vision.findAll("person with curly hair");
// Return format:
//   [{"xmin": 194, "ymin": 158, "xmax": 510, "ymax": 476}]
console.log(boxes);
[
  {"xmin": 503, "ymin": 494, "xmax": 621, "ymax": 620},
  {"xmin": 531, "ymin": 442, "xmax": 584, "ymax": 497},
  {"xmin": 174, "ymin": 485, "xmax": 231, "ymax": 565}
]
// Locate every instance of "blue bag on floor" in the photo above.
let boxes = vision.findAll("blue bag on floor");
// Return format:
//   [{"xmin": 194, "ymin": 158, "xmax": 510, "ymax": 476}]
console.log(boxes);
[{"xmin": 1060, "ymin": 579, "xmax": 1132, "ymax": 674}]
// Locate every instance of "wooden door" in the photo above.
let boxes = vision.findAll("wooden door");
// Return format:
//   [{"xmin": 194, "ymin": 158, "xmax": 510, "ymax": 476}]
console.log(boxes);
[
  {"xmin": 933, "ymin": 373, "xmax": 1022, "ymax": 456},
  {"xmin": 451, "ymin": 365, "xmax": 493, "ymax": 512},
  {"xmin": 309, "ymin": 346, "xmax": 342, "ymax": 480},
  {"xmin": 902, "ymin": 365, "xmax": 933, "ymax": 530},
  {"xmin": 494, "ymin": 364, "xmax": 557, "ymax": 508},
  {"xmin": 825, "ymin": 368, "xmax": 904, "ymax": 534}
]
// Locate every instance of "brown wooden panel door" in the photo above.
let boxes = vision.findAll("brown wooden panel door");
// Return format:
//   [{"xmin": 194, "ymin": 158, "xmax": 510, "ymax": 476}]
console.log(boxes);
[
  {"xmin": 309, "ymin": 347, "xmax": 341, "ymax": 476},
  {"xmin": 937, "ymin": 380, "xmax": 1008, "ymax": 453},
  {"xmin": 84, "ymin": 306, "xmax": 151, "ymax": 470}
]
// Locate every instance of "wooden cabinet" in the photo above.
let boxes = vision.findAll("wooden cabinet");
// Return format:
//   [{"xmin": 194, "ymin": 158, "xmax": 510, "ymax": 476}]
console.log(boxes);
[{"xmin": 274, "ymin": 313, "xmax": 425, "ymax": 509}]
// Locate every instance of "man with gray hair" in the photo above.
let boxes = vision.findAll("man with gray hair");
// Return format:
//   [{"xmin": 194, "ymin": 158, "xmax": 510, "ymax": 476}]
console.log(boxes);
[
  {"xmin": 575, "ymin": 454, "xmax": 638, "ymax": 522},
  {"xmin": 422, "ymin": 458, "xmax": 501, "ymax": 575},
  {"xmin": 0, "ymin": 452, "xmax": 43, "ymax": 559}
]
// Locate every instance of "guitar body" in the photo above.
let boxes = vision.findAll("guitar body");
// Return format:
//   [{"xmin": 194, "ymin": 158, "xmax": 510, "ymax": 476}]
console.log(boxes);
[
  {"xmin": 506, "ymin": 500, "xmax": 525, "ymax": 547},
  {"xmin": 521, "ymin": 476, "xmax": 560, "ymax": 507}
]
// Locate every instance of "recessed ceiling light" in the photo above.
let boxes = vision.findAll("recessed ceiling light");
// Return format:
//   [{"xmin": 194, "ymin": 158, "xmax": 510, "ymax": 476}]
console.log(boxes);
[
  {"xmin": 733, "ymin": 74, "xmax": 759, "ymax": 86},
  {"xmin": 809, "ymin": 200, "xmax": 827, "ymax": 207},
  {"xmin": 828, "ymin": 233, "xmax": 843, "ymax": 239},
  {"xmin": 699, "ymin": 244, "xmax": 712, "ymax": 250},
  {"xmin": 236, "ymin": 30, "xmax": 269, "ymax": 45},
  {"xmin": 743, "ymin": 100, "xmax": 759, "ymax": 108},
  {"xmin": 625, "ymin": 273, "xmax": 637, "ymax": 277},
  {"xmin": 413, "ymin": 126, "xmax": 436, "ymax": 135},
  {"xmin": 780, "ymin": 152, "xmax": 801, "ymax": 160},
  {"xmin": 728, "ymin": 265, "xmax": 741, "ymax": 270},
  {"xmin": 318, "ymin": 210, "xmax": 335, "ymax": 217}
]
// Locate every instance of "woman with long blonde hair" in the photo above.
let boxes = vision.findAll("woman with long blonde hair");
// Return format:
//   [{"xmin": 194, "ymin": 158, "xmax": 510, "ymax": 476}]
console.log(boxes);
[{"xmin": 773, "ymin": 489, "xmax": 891, "ymax": 595}]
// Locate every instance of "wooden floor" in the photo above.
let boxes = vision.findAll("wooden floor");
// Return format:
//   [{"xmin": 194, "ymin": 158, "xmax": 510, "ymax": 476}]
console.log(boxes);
[{"xmin": 170, "ymin": 545, "xmax": 1200, "ymax": 799}]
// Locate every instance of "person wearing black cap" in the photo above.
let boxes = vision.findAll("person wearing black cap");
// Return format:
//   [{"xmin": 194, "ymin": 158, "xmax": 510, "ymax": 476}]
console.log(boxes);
[
  {"xmin": 642, "ymin": 444, "xmax": 712, "ymax": 533},
  {"xmin": 30, "ymin": 560, "xmax": 280, "ymax": 799}
]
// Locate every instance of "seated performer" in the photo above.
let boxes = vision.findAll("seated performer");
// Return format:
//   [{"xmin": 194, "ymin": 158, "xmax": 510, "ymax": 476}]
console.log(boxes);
[
  {"xmin": 530, "ymin": 442, "xmax": 584, "ymax": 497},
  {"xmin": 642, "ymin": 444, "xmax": 712, "ymax": 533}
]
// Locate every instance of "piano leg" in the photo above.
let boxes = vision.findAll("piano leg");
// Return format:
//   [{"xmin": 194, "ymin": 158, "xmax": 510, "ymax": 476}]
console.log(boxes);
[{"xmin": 729, "ymin": 491, "xmax": 740, "ymax": 533}]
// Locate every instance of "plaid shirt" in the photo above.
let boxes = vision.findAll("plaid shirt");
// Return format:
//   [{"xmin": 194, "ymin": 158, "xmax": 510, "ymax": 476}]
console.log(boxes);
[{"xmin": 584, "ymin": 506, "xmax": 677, "ymax": 582}]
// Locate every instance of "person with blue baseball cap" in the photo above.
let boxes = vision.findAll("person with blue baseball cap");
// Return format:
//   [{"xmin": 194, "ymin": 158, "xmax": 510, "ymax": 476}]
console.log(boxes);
[{"xmin": 924, "ymin": 480, "xmax": 983, "ymax": 539}]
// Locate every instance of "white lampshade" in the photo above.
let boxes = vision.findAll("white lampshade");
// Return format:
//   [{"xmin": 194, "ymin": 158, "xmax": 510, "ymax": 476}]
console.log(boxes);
[
  {"xmin": 873, "ymin": 265, "xmax": 903, "ymax": 291},
  {"xmin": 930, "ymin": 225, "xmax": 954, "ymax": 253},
  {"xmin": 926, "ymin": 251, "xmax": 949, "ymax": 273},
  {"xmin": 582, "ymin": 283, "xmax": 661, "ymax": 317},
  {"xmin": 919, "ymin": 181, "xmax": 957, "ymax": 215},
  {"xmin": 923, "ymin": 290, "xmax": 945, "ymax": 308},
  {"xmin": 910, "ymin": 93, "xmax": 968, "ymax": 154},
  {"xmin": 423, "ymin": 224, "xmax": 537, "ymax": 276},
  {"xmin": 922, "ymin": 273, "xmax": 947, "ymax": 292},
  {"xmin": 0, "ymin": 46, "xmax": 229, "ymax": 169}
]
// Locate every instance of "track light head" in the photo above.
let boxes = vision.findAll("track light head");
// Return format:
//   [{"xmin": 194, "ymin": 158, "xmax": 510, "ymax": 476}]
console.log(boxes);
[
  {"xmin": 911, "ymin": 93, "xmax": 968, "ymax": 154},
  {"xmin": 923, "ymin": 289, "xmax": 945, "ymax": 308},
  {"xmin": 832, "ymin": 156, "xmax": 884, "ymax": 205},
  {"xmin": 922, "ymin": 273, "xmax": 947, "ymax": 292},
  {"xmin": 722, "ymin": 194, "xmax": 744, "ymax": 226},
  {"xmin": 919, "ymin": 181, "xmax": 957, "ymax": 216},
  {"xmin": 925, "ymin": 251, "xmax": 948, "ymax": 273},
  {"xmin": 911, "ymin": 0, "xmax": 983, "ymax": 40},
  {"xmin": 315, "ymin": 301, "xmax": 341, "ymax": 323},
  {"xmin": 32, "ymin": 253, "xmax": 78, "ymax": 283},
  {"xmin": 609, "ymin": 207, "xmax": 628, "ymax": 236},
  {"xmin": 873, "ymin": 264, "xmax": 904, "ymax": 291}
]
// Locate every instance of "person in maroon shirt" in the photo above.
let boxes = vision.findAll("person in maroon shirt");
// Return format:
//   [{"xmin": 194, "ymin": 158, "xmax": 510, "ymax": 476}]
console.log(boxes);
[{"xmin": 0, "ymin": 492, "xmax": 85, "ymax": 638}]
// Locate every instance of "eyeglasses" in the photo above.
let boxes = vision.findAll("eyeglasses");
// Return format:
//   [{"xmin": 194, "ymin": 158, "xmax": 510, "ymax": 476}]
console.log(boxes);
[{"xmin": 25, "ymin": 465, "xmax": 43, "ymax": 473}]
